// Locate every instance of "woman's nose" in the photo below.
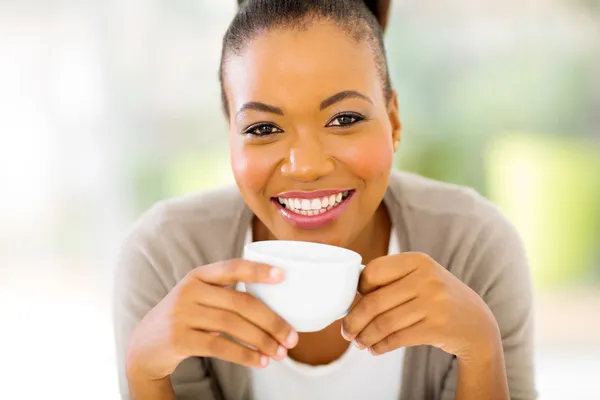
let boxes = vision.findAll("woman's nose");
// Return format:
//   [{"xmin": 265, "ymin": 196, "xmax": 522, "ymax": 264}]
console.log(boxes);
[{"xmin": 280, "ymin": 144, "xmax": 335, "ymax": 182}]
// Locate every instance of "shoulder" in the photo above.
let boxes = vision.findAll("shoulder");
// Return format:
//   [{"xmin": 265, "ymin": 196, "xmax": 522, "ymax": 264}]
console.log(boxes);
[
  {"xmin": 387, "ymin": 170, "xmax": 502, "ymax": 222},
  {"xmin": 386, "ymin": 171, "xmax": 524, "ymax": 279},
  {"xmin": 125, "ymin": 183, "xmax": 247, "ymax": 245},
  {"xmin": 387, "ymin": 170, "xmax": 514, "ymax": 237},
  {"xmin": 133, "ymin": 183, "xmax": 246, "ymax": 233},
  {"xmin": 118, "ymin": 184, "xmax": 250, "ymax": 284}
]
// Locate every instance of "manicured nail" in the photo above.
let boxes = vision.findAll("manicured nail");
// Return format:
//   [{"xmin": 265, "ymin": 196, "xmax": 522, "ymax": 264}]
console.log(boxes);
[
  {"xmin": 352, "ymin": 340, "xmax": 365, "ymax": 350},
  {"xmin": 275, "ymin": 345, "xmax": 287, "ymax": 359},
  {"xmin": 340, "ymin": 325, "xmax": 351, "ymax": 341},
  {"xmin": 259, "ymin": 355, "xmax": 269, "ymax": 367},
  {"xmin": 367, "ymin": 347, "xmax": 378, "ymax": 356},
  {"xmin": 269, "ymin": 267, "xmax": 284, "ymax": 282},
  {"xmin": 286, "ymin": 330, "xmax": 298, "ymax": 347}
]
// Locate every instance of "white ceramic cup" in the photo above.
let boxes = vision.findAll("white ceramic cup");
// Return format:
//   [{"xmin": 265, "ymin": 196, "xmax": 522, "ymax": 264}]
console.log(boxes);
[{"xmin": 243, "ymin": 240, "xmax": 364, "ymax": 332}]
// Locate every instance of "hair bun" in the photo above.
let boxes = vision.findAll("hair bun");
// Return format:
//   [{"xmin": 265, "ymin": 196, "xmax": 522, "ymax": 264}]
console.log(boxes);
[
  {"xmin": 361, "ymin": 0, "xmax": 391, "ymax": 32},
  {"xmin": 237, "ymin": 0, "xmax": 391, "ymax": 32}
]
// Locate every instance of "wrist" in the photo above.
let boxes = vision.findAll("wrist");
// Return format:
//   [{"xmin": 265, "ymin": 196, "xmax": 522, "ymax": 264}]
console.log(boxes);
[
  {"xmin": 460, "ymin": 318, "xmax": 503, "ymax": 365},
  {"xmin": 456, "ymin": 347, "xmax": 509, "ymax": 400},
  {"xmin": 457, "ymin": 346, "xmax": 503, "ymax": 370},
  {"xmin": 125, "ymin": 333, "xmax": 160, "ymax": 381},
  {"xmin": 127, "ymin": 364, "xmax": 175, "ymax": 400},
  {"xmin": 454, "ymin": 308, "xmax": 509, "ymax": 400},
  {"xmin": 125, "ymin": 346, "xmax": 148, "ymax": 380},
  {"xmin": 126, "ymin": 351, "xmax": 158, "ymax": 383}
]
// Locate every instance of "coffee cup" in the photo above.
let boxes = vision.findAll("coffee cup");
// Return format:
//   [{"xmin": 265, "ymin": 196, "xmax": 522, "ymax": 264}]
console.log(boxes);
[{"xmin": 243, "ymin": 240, "xmax": 364, "ymax": 332}]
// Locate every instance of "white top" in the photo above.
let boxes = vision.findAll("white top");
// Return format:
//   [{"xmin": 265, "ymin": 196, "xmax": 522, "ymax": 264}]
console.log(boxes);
[{"xmin": 248, "ymin": 228, "xmax": 405, "ymax": 400}]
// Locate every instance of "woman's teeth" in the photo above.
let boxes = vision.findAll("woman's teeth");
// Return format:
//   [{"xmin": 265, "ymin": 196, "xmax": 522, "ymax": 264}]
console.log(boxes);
[{"xmin": 277, "ymin": 191, "xmax": 350, "ymax": 216}]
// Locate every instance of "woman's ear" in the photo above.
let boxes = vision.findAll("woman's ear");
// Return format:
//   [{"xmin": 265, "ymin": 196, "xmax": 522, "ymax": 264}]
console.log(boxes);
[{"xmin": 388, "ymin": 90, "xmax": 402, "ymax": 152}]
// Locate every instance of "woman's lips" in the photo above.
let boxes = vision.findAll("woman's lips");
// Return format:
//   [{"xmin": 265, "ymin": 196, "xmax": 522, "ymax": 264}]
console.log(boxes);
[{"xmin": 272, "ymin": 190, "xmax": 355, "ymax": 230}]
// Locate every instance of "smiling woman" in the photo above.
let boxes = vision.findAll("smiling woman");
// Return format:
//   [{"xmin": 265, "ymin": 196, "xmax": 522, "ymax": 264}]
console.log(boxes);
[
  {"xmin": 113, "ymin": 1, "xmax": 536, "ymax": 400},
  {"xmin": 223, "ymin": 15, "xmax": 399, "ymax": 247}
]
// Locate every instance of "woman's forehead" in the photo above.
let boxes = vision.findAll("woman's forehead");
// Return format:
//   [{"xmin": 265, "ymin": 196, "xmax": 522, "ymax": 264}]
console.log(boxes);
[{"xmin": 223, "ymin": 22, "xmax": 384, "ymax": 112}]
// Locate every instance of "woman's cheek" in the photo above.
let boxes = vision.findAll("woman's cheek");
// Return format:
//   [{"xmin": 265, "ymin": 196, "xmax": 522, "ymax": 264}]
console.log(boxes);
[
  {"xmin": 337, "ymin": 131, "xmax": 393, "ymax": 180},
  {"xmin": 230, "ymin": 144, "xmax": 275, "ymax": 193}
]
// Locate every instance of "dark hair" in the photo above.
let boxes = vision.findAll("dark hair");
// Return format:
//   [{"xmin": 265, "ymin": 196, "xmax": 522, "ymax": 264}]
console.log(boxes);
[{"xmin": 219, "ymin": 0, "xmax": 393, "ymax": 118}]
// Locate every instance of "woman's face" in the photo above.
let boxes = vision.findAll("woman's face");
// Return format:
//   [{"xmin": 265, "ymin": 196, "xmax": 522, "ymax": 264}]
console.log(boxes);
[{"xmin": 223, "ymin": 21, "xmax": 401, "ymax": 247}]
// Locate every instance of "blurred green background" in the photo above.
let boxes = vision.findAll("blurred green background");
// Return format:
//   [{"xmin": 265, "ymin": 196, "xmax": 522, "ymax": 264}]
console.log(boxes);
[{"xmin": 0, "ymin": 1, "xmax": 599, "ymax": 399}]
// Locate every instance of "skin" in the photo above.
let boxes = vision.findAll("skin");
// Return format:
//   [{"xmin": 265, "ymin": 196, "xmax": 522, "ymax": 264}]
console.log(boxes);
[
  {"xmin": 126, "ymin": 20, "xmax": 509, "ymax": 400},
  {"xmin": 226, "ymin": 23, "xmax": 399, "ymax": 250}
]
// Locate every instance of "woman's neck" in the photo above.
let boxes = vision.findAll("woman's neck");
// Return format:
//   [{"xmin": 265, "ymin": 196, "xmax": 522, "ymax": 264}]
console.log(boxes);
[{"xmin": 347, "ymin": 201, "xmax": 392, "ymax": 264}]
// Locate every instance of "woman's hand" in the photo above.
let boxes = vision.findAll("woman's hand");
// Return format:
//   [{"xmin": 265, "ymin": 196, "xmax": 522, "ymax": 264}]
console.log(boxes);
[
  {"xmin": 342, "ymin": 252, "xmax": 509, "ymax": 399},
  {"xmin": 126, "ymin": 260, "xmax": 298, "ymax": 382},
  {"xmin": 341, "ymin": 252, "xmax": 502, "ymax": 362}
]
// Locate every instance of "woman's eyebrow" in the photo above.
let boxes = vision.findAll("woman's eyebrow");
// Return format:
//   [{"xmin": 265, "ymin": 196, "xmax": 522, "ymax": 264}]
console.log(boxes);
[
  {"xmin": 320, "ymin": 90, "xmax": 372, "ymax": 110},
  {"xmin": 235, "ymin": 90, "xmax": 372, "ymax": 118},
  {"xmin": 236, "ymin": 102, "xmax": 284, "ymax": 117}
]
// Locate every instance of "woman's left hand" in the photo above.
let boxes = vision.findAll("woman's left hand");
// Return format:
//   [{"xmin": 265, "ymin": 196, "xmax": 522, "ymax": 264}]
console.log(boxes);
[{"xmin": 341, "ymin": 252, "xmax": 502, "ymax": 362}]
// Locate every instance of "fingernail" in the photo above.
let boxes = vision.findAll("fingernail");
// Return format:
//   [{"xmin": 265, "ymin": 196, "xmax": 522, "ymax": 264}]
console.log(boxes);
[
  {"xmin": 259, "ymin": 355, "xmax": 269, "ymax": 367},
  {"xmin": 352, "ymin": 340, "xmax": 365, "ymax": 350},
  {"xmin": 286, "ymin": 330, "xmax": 298, "ymax": 347},
  {"xmin": 340, "ymin": 325, "xmax": 351, "ymax": 341},
  {"xmin": 269, "ymin": 267, "xmax": 284, "ymax": 282},
  {"xmin": 275, "ymin": 345, "xmax": 287, "ymax": 359},
  {"xmin": 367, "ymin": 347, "xmax": 377, "ymax": 356}
]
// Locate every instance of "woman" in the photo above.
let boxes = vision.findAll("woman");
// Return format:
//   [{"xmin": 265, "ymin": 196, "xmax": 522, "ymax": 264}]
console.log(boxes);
[{"xmin": 113, "ymin": 1, "xmax": 536, "ymax": 399}]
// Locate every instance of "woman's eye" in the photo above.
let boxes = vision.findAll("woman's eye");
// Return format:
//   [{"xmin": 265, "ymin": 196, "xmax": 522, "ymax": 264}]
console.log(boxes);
[
  {"xmin": 327, "ymin": 113, "xmax": 364, "ymax": 127},
  {"xmin": 244, "ymin": 123, "xmax": 283, "ymax": 137}
]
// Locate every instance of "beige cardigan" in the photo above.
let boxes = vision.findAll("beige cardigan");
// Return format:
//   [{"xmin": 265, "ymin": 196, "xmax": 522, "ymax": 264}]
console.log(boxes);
[{"xmin": 113, "ymin": 170, "xmax": 536, "ymax": 399}]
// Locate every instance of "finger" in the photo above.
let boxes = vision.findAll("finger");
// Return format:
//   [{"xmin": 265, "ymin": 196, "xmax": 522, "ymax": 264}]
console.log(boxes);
[
  {"xmin": 197, "ymin": 284, "xmax": 298, "ymax": 349},
  {"xmin": 359, "ymin": 253, "xmax": 430, "ymax": 295},
  {"xmin": 342, "ymin": 272, "xmax": 421, "ymax": 341},
  {"xmin": 193, "ymin": 259, "xmax": 284, "ymax": 287},
  {"xmin": 369, "ymin": 318, "xmax": 433, "ymax": 356},
  {"xmin": 353, "ymin": 298, "xmax": 425, "ymax": 350},
  {"xmin": 182, "ymin": 329, "xmax": 270, "ymax": 369},
  {"xmin": 187, "ymin": 304, "xmax": 287, "ymax": 360}
]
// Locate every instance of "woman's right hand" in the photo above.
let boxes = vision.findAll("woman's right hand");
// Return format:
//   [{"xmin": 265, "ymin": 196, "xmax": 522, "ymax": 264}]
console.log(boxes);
[{"xmin": 125, "ymin": 259, "xmax": 298, "ymax": 381}]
